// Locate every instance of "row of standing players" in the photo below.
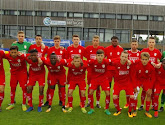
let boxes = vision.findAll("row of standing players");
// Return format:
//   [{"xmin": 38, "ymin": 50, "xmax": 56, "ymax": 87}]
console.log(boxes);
[{"xmin": 0, "ymin": 31, "xmax": 164, "ymax": 118}]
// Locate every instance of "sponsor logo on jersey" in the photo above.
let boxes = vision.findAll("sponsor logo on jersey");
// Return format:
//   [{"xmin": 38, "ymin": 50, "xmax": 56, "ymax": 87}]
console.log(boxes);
[
  {"xmin": 31, "ymin": 67, "xmax": 41, "ymax": 71},
  {"xmin": 71, "ymin": 54, "xmax": 81, "ymax": 59},
  {"xmin": 119, "ymin": 70, "xmax": 129, "ymax": 75},
  {"xmin": 94, "ymin": 68, "xmax": 105, "ymax": 73},
  {"xmin": 90, "ymin": 54, "xmax": 96, "ymax": 59},
  {"xmin": 149, "ymin": 57, "xmax": 156, "ymax": 63},
  {"xmin": 11, "ymin": 63, "xmax": 21, "ymax": 67}
]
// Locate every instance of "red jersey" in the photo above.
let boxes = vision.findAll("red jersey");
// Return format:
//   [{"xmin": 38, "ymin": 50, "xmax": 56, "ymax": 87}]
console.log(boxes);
[
  {"xmin": 140, "ymin": 48, "xmax": 161, "ymax": 64},
  {"xmin": 156, "ymin": 65, "xmax": 165, "ymax": 86},
  {"xmin": 5, "ymin": 53, "xmax": 27, "ymax": 75},
  {"xmin": 127, "ymin": 49, "xmax": 140, "ymax": 61},
  {"xmin": 66, "ymin": 45, "xmax": 85, "ymax": 59},
  {"xmin": 88, "ymin": 59, "xmax": 111, "ymax": 80},
  {"xmin": 29, "ymin": 44, "xmax": 48, "ymax": 57},
  {"xmin": 42, "ymin": 58, "xmax": 66, "ymax": 75},
  {"xmin": 133, "ymin": 60, "xmax": 155, "ymax": 89},
  {"xmin": 47, "ymin": 46, "xmax": 67, "ymax": 60},
  {"xmin": 84, "ymin": 45, "xmax": 105, "ymax": 60},
  {"xmin": 67, "ymin": 60, "xmax": 87, "ymax": 81},
  {"xmin": 0, "ymin": 50, "xmax": 5, "ymax": 71}
]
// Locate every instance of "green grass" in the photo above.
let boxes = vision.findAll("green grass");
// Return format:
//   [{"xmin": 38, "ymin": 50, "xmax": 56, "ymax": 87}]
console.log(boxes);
[{"xmin": 0, "ymin": 59, "xmax": 165, "ymax": 125}]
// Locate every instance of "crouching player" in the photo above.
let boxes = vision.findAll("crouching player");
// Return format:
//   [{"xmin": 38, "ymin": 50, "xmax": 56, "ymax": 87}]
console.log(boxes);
[
  {"xmin": 26, "ymin": 49, "xmax": 45, "ymax": 112},
  {"xmin": 42, "ymin": 53, "xmax": 67, "ymax": 113},
  {"xmin": 88, "ymin": 49, "xmax": 111, "ymax": 115},
  {"xmin": 5, "ymin": 46, "xmax": 27, "ymax": 111},
  {"xmin": 134, "ymin": 52, "xmax": 155, "ymax": 118},
  {"xmin": 67, "ymin": 55, "xmax": 87, "ymax": 113},
  {"xmin": 112, "ymin": 51, "xmax": 135, "ymax": 117}
]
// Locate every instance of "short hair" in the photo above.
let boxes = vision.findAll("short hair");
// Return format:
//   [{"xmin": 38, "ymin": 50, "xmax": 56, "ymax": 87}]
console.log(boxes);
[
  {"xmin": 131, "ymin": 39, "xmax": 138, "ymax": 43},
  {"xmin": 121, "ymin": 50, "xmax": 129, "ymax": 55},
  {"xmin": 149, "ymin": 36, "xmax": 155, "ymax": 40},
  {"xmin": 141, "ymin": 52, "xmax": 150, "ymax": 59},
  {"xmin": 53, "ymin": 35, "xmax": 61, "ymax": 40},
  {"xmin": 35, "ymin": 35, "xmax": 42, "ymax": 38},
  {"xmin": 93, "ymin": 35, "xmax": 100, "ymax": 39},
  {"xmin": 162, "ymin": 58, "xmax": 165, "ymax": 62},
  {"xmin": 17, "ymin": 31, "xmax": 24, "ymax": 35},
  {"xmin": 50, "ymin": 52, "xmax": 56, "ymax": 56},
  {"xmin": 72, "ymin": 34, "xmax": 79, "ymax": 39},
  {"xmin": 96, "ymin": 49, "xmax": 104, "ymax": 54},
  {"xmin": 73, "ymin": 55, "xmax": 81, "ymax": 60},
  {"xmin": 111, "ymin": 36, "xmax": 118, "ymax": 40},
  {"xmin": 10, "ymin": 46, "xmax": 18, "ymax": 51},
  {"xmin": 29, "ymin": 49, "xmax": 38, "ymax": 53}
]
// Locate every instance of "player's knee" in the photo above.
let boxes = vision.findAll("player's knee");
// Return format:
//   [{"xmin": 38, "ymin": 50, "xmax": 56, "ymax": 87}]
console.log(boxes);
[
  {"xmin": 81, "ymin": 91, "xmax": 86, "ymax": 97},
  {"xmin": 130, "ymin": 95, "xmax": 134, "ymax": 99},
  {"xmin": 146, "ymin": 93, "xmax": 151, "ymax": 98},
  {"xmin": 113, "ymin": 95, "xmax": 118, "ymax": 99},
  {"xmin": 0, "ymin": 89, "xmax": 4, "ymax": 93},
  {"xmin": 50, "ymin": 85, "xmax": 55, "ymax": 89},
  {"xmin": 68, "ymin": 91, "xmax": 73, "ymax": 97}
]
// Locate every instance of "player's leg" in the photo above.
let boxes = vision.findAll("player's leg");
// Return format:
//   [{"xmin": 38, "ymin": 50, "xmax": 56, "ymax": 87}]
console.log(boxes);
[
  {"xmin": 124, "ymin": 95, "xmax": 130, "ymax": 109},
  {"xmin": 128, "ymin": 95, "xmax": 134, "ymax": 118},
  {"xmin": 43, "ymin": 74, "xmax": 50, "ymax": 107},
  {"xmin": 26, "ymin": 85, "xmax": 33, "ymax": 112},
  {"xmin": 132, "ymin": 86, "xmax": 140, "ymax": 117},
  {"xmin": 58, "ymin": 84, "xmax": 62, "ymax": 106},
  {"xmin": 96, "ymin": 86, "xmax": 101, "ymax": 108},
  {"xmin": 88, "ymin": 89, "xmax": 95, "ymax": 114},
  {"xmin": 159, "ymin": 90, "xmax": 165, "ymax": 112},
  {"xmin": 145, "ymin": 89, "xmax": 152, "ymax": 118},
  {"xmin": 0, "ymin": 85, "xmax": 5, "ymax": 112},
  {"xmin": 46, "ymin": 85, "xmax": 55, "ymax": 112},
  {"xmin": 153, "ymin": 86, "xmax": 160, "ymax": 118},
  {"xmin": 38, "ymin": 86, "xmax": 44, "ymax": 112},
  {"xmin": 59, "ymin": 84, "xmax": 67, "ymax": 113},
  {"xmin": 138, "ymin": 89, "xmax": 146, "ymax": 111},
  {"xmin": 104, "ymin": 90, "xmax": 111, "ymax": 115},
  {"xmin": 67, "ymin": 89, "xmax": 74, "ymax": 112}
]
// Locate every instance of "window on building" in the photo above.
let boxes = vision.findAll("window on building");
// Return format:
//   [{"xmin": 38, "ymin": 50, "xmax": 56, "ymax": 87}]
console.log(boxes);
[
  {"xmin": 89, "ymin": 13, "xmax": 99, "ymax": 18},
  {"xmin": 74, "ymin": 13, "xmax": 83, "ymax": 18},
  {"xmin": 117, "ymin": 14, "xmax": 122, "ymax": 19},
  {"xmin": 138, "ymin": 15, "xmax": 148, "ymax": 21},
  {"xmin": 52, "ymin": 12, "xmax": 57, "ymax": 17},
  {"xmin": 84, "ymin": 13, "xmax": 89, "ymax": 18},
  {"xmin": 100, "ymin": 14, "xmax": 105, "ymax": 18},
  {"xmin": 0, "ymin": 10, "xmax": 4, "ymax": 15},
  {"xmin": 122, "ymin": 14, "xmax": 132, "ymax": 20},
  {"xmin": 133, "ymin": 15, "xmax": 138, "ymax": 20},
  {"xmin": 26, "ymin": 11, "xmax": 33, "ymax": 16},
  {"xmin": 68, "ymin": 12, "xmax": 73, "ymax": 17},
  {"xmin": 57, "ymin": 12, "xmax": 66, "ymax": 17},
  {"xmin": 42, "ymin": 11, "xmax": 51, "ymax": 17},
  {"xmin": 105, "ymin": 14, "xmax": 116, "ymax": 19}
]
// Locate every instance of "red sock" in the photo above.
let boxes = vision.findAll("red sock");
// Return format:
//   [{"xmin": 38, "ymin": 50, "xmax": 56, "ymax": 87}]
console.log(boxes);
[
  {"xmin": 105, "ymin": 95, "xmax": 110, "ymax": 109},
  {"xmin": 79, "ymin": 89, "xmax": 82, "ymax": 103},
  {"xmin": 27, "ymin": 93, "xmax": 33, "ymax": 107},
  {"xmin": 46, "ymin": 87, "xmax": 50, "ymax": 102},
  {"xmin": 11, "ymin": 87, "xmax": 16, "ymax": 104},
  {"xmin": 128, "ymin": 98, "xmax": 134, "ymax": 112},
  {"xmin": 151, "ymin": 93, "xmax": 154, "ymax": 108},
  {"xmin": 39, "ymin": 95, "xmax": 44, "ymax": 107},
  {"xmin": 96, "ymin": 89, "xmax": 101, "ymax": 102},
  {"xmin": 81, "ymin": 96, "xmax": 86, "ymax": 108},
  {"xmin": 154, "ymin": 95, "xmax": 159, "ymax": 111},
  {"xmin": 113, "ymin": 97, "xmax": 121, "ymax": 111},
  {"xmin": 88, "ymin": 88, "xmax": 90, "ymax": 103},
  {"xmin": 68, "ymin": 96, "xmax": 73, "ymax": 107},
  {"xmin": 48, "ymin": 89, "xmax": 55, "ymax": 106},
  {"xmin": 60, "ymin": 87, "xmax": 66, "ymax": 106},
  {"xmin": 146, "ymin": 101, "xmax": 151, "ymax": 112},
  {"xmin": 141, "ymin": 90, "xmax": 146, "ymax": 106},
  {"xmin": 89, "ymin": 94, "xmax": 94, "ymax": 109},
  {"xmin": 58, "ymin": 85, "xmax": 62, "ymax": 101},
  {"xmin": 133, "ymin": 99, "xmax": 138, "ymax": 111},
  {"xmin": 0, "ymin": 92, "xmax": 4, "ymax": 107},
  {"xmin": 126, "ymin": 95, "xmax": 130, "ymax": 104},
  {"xmin": 22, "ymin": 87, "xmax": 27, "ymax": 105}
]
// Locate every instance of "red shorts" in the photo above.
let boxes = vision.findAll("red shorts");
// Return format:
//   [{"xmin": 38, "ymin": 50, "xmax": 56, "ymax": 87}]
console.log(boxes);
[
  {"xmin": 10, "ymin": 72, "xmax": 27, "ymax": 88},
  {"xmin": 140, "ymin": 81, "xmax": 151, "ymax": 92},
  {"xmin": 68, "ymin": 80, "xmax": 86, "ymax": 90},
  {"xmin": 87, "ymin": 71, "xmax": 92, "ymax": 85},
  {"xmin": 0, "ymin": 74, "xmax": 5, "ymax": 86},
  {"xmin": 48, "ymin": 73, "xmax": 66, "ymax": 86},
  {"xmin": 89, "ymin": 79, "xmax": 110, "ymax": 91},
  {"xmin": 106, "ymin": 70, "xmax": 115, "ymax": 82},
  {"xmin": 113, "ymin": 82, "xmax": 134, "ymax": 95},
  {"xmin": 154, "ymin": 83, "xmax": 165, "ymax": 94},
  {"xmin": 27, "ymin": 73, "xmax": 45, "ymax": 86}
]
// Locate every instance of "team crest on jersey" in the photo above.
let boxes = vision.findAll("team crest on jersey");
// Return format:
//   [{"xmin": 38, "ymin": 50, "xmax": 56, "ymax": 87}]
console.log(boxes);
[
  {"xmin": 79, "ymin": 49, "xmax": 81, "ymax": 53},
  {"xmin": 139, "ymin": 70, "xmax": 141, "ymax": 73},
  {"xmin": 17, "ymin": 59, "xmax": 20, "ymax": 62},
  {"xmin": 117, "ymin": 52, "xmax": 120, "ymax": 55},
  {"xmin": 60, "ymin": 51, "xmax": 63, "ymax": 54},
  {"xmin": 72, "ymin": 69, "xmax": 75, "ymax": 71},
  {"xmin": 137, "ymin": 53, "xmax": 139, "ymax": 56},
  {"xmin": 154, "ymin": 53, "xmax": 157, "ymax": 56},
  {"xmin": 71, "ymin": 50, "xmax": 73, "ymax": 52},
  {"xmin": 158, "ymin": 71, "xmax": 161, "ymax": 74},
  {"xmin": 110, "ymin": 52, "xmax": 112, "ymax": 56},
  {"xmin": 80, "ymin": 69, "xmax": 83, "ymax": 72},
  {"xmin": 57, "ymin": 66, "xmax": 60, "ymax": 69},
  {"xmin": 94, "ymin": 65, "xmax": 97, "ymax": 67},
  {"xmin": 24, "ymin": 45, "xmax": 27, "ymax": 49},
  {"xmin": 90, "ymin": 50, "xmax": 92, "ymax": 52},
  {"xmin": 49, "ymin": 67, "xmax": 52, "ymax": 69},
  {"xmin": 127, "ymin": 66, "xmax": 130, "ymax": 69},
  {"xmin": 102, "ymin": 64, "xmax": 105, "ymax": 68},
  {"xmin": 118, "ymin": 67, "xmax": 120, "ymax": 69},
  {"xmin": 38, "ymin": 64, "xmax": 40, "ymax": 67},
  {"xmin": 145, "ymin": 70, "xmax": 148, "ymax": 73}
]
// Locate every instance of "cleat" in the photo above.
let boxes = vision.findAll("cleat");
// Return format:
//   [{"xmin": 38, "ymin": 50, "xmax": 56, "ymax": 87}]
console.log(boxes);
[
  {"xmin": 104, "ymin": 109, "xmax": 111, "ymax": 115},
  {"xmin": 158, "ymin": 107, "xmax": 164, "ymax": 112},
  {"xmin": 68, "ymin": 107, "xmax": 73, "ymax": 112},
  {"xmin": 6, "ymin": 104, "xmax": 15, "ymax": 110},
  {"xmin": 59, "ymin": 101, "xmax": 62, "ymax": 106},
  {"xmin": 154, "ymin": 111, "xmax": 158, "ymax": 118},
  {"xmin": 46, "ymin": 106, "xmax": 51, "ymax": 113},
  {"xmin": 42, "ymin": 101, "xmax": 49, "ymax": 107},
  {"xmin": 113, "ymin": 111, "xmax": 121, "ymax": 116},
  {"xmin": 128, "ymin": 112, "xmax": 133, "ymax": 118},
  {"xmin": 80, "ymin": 102, "xmax": 82, "ymax": 108},
  {"xmin": 38, "ymin": 106, "xmax": 42, "ymax": 112},
  {"xmin": 96, "ymin": 104, "xmax": 101, "ymax": 108},
  {"xmin": 0, "ymin": 107, "xmax": 2, "ymax": 112},
  {"xmin": 145, "ymin": 111, "xmax": 152, "ymax": 118},
  {"xmin": 62, "ymin": 106, "xmax": 67, "ymax": 113},
  {"xmin": 151, "ymin": 106, "xmax": 154, "ymax": 111},
  {"xmin": 138, "ymin": 105, "xmax": 144, "ymax": 111},
  {"xmin": 8, "ymin": 101, "xmax": 16, "ymax": 106},
  {"xmin": 65, "ymin": 103, "xmax": 69, "ymax": 108},
  {"xmin": 124, "ymin": 104, "xmax": 129, "ymax": 109},
  {"xmin": 136, "ymin": 107, "xmax": 138, "ymax": 110},
  {"xmin": 22, "ymin": 104, "xmax": 27, "ymax": 111},
  {"xmin": 132, "ymin": 111, "xmax": 137, "ymax": 117},
  {"xmin": 88, "ymin": 109, "xmax": 94, "ymax": 114},
  {"xmin": 26, "ymin": 107, "xmax": 33, "ymax": 112},
  {"xmin": 81, "ymin": 107, "xmax": 87, "ymax": 113},
  {"xmin": 85, "ymin": 103, "xmax": 90, "ymax": 107}
]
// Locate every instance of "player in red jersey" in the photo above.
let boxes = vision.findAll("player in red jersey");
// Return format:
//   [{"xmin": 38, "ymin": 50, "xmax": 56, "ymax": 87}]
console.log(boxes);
[
  {"xmin": 67, "ymin": 55, "xmax": 87, "ymax": 113},
  {"xmin": 105, "ymin": 36, "xmax": 124, "ymax": 90},
  {"xmin": 124, "ymin": 39, "xmax": 140, "ymax": 109},
  {"xmin": 138, "ymin": 37, "xmax": 161, "ymax": 111},
  {"xmin": 44, "ymin": 35, "xmax": 67, "ymax": 107},
  {"xmin": 112, "ymin": 51, "xmax": 135, "ymax": 118},
  {"xmin": 5, "ymin": 46, "xmax": 28, "ymax": 111},
  {"xmin": 85, "ymin": 35, "xmax": 105, "ymax": 108},
  {"xmin": 66, "ymin": 34, "xmax": 85, "ymax": 108},
  {"xmin": 133, "ymin": 52, "xmax": 156, "ymax": 118},
  {"xmin": 0, "ymin": 50, "xmax": 6, "ymax": 111},
  {"xmin": 26, "ymin": 49, "xmax": 45, "ymax": 112},
  {"xmin": 87, "ymin": 49, "xmax": 111, "ymax": 115},
  {"xmin": 28, "ymin": 35, "xmax": 48, "ymax": 58},
  {"xmin": 42, "ymin": 53, "xmax": 67, "ymax": 113}
]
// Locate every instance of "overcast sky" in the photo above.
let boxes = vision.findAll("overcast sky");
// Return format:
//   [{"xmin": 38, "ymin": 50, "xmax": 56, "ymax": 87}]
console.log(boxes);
[{"xmin": 39, "ymin": 0, "xmax": 165, "ymax": 6}]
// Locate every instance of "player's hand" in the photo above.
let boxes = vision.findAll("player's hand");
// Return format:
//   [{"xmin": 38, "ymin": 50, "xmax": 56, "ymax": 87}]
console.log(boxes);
[
  {"xmin": 18, "ymin": 52, "xmax": 23, "ymax": 56},
  {"xmin": 155, "ymin": 63, "xmax": 162, "ymax": 69},
  {"xmin": 60, "ymin": 46, "xmax": 64, "ymax": 50},
  {"xmin": 41, "ymin": 43, "xmax": 45, "ymax": 50},
  {"xmin": 38, "ymin": 58, "xmax": 43, "ymax": 65},
  {"xmin": 151, "ymin": 62, "xmax": 156, "ymax": 67},
  {"xmin": 146, "ymin": 89, "xmax": 152, "ymax": 95},
  {"xmin": 134, "ymin": 88, "xmax": 138, "ymax": 93},
  {"xmin": 13, "ymin": 41, "xmax": 17, "ymax": 44},
  {"xmin": 127, "ymin": 60, "xmax": 132, "ymax": 65}
]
